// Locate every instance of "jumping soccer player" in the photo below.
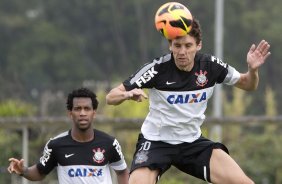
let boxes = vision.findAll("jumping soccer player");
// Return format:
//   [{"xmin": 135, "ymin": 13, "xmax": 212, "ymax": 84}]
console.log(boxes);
[{"xmin": 106, "ymin": 18, "xmax": 270, "ymax": 184}]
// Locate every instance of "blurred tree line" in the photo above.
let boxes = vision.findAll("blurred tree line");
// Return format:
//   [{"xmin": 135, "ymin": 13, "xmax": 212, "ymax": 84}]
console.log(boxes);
[{"xmin": 0, "ymin": 0, "xmax": 281, "ymax": 115}]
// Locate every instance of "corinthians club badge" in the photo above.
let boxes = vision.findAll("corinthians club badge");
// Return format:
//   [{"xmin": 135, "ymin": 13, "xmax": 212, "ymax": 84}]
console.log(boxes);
[
  {"xmin": 93, "ymin": 148, "xmax": 105, "ymax": 163},
  {"xmin": 195, "ymin": 70, "xmax": 208, "ymax": 87},
  {"xmin": 135, "ymin": 151, "xmax": 149, "ymax": 164}
]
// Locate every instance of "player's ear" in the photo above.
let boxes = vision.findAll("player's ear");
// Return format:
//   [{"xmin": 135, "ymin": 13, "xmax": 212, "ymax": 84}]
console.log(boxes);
[
  {"xmin": 68, "ymin": 111, "xmax": 73, "ymax": 118},
  {"xmin": 196, "ymin": 41, "xmax": 202, "ymax": 51},
  {"xmin": 93, "ymin": 111, "xmax": 97, "ymax": 118},
  {"xmin": 168, "ymin": 40, "xmax": 172, "ymax": 51}
]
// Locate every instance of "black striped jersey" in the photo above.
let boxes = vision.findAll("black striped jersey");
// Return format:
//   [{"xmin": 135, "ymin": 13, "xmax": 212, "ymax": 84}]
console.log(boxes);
[
  {"xmin": 123, "ymin": 52, "xmax": 240, "ymax": 144},
  {"xmin": 36, "ymin": 129, "xmax": 127, "ymax": 184}
]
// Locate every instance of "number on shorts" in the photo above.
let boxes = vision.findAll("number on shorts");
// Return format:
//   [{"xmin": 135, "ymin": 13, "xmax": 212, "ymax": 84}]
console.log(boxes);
[{"xmin": 138, "ymin": 141, "xmax": 151, "ymax": 151}]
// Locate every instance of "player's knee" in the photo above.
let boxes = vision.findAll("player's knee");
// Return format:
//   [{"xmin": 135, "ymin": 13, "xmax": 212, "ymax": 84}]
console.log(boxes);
[
  {"xmin": 211, "ymin": 172, "xmax": 254, "ymax": 184},
  {"xmin": 245, "ymin": 179, "xmax": 255, "ymax": 184},
  {"xmin": 236, "ymin": 176, "xmax": 255, "ymax": 184}
]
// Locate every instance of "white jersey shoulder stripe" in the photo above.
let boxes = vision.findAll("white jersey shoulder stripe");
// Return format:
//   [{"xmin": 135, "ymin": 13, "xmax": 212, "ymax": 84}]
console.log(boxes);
[
  {"xmin": 129, "ymin": 54, "xmax": 171, "ymax": 85},
  {"xmin": 52, "ymin": 131, "xmax": 68, "ymax": 140}
]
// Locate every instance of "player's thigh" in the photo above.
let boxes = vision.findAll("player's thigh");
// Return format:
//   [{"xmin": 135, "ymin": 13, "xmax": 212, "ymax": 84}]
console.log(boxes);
[
  {"xmin": 210, "ymin": 149, "xmax": 254, "ymax": 184},
  {"xmin": 129, "ymin": 167, "xmax": 159, "ymax": 184}
]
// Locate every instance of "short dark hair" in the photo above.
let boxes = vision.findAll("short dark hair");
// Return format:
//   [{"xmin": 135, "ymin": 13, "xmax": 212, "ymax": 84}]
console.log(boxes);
[
  {"xmin": 188, "ymin": 18, "xmax": 202, "ymax": 45},
  {"xmin": 168, "ymin": 17, "xmax": 202, "ymax": 44},
  {"xmin": 66, "ymin": 87, "xmax": 99, "ymax": 110}
]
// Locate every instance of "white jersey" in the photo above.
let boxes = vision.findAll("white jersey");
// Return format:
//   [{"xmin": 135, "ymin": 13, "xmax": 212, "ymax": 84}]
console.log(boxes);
[
  {"xmin": 123, "ymin": 53, "xmax": 240, "ymax": 144},
  {"xmin": 37, "ymin": 129, "xmax": 127, "ymax": 184}
]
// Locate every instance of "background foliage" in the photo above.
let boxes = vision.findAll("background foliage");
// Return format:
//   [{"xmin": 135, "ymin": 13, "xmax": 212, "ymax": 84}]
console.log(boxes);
[{"xmin": 0, "ymin": 0, "xmax": 282, "ymax": 183}]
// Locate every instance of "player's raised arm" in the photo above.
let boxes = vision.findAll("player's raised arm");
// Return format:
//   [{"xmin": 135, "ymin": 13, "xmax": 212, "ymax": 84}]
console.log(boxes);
[
  {"xmin": 235, "ymin": 40, "xmax": 271, "ymax": 91},
  {"xmin": 106, "ymin": 84, "xmax": 148, "ymax": 105},
  {"xmin": 7, "ymin": 158, "xmax": 45, "ymax": 181}
]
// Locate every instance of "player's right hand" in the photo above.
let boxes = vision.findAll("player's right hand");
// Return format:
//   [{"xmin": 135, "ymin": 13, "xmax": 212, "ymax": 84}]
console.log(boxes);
[{"xmin": 7, "ymin": 158, "xmax": 25, "ymax": 175}]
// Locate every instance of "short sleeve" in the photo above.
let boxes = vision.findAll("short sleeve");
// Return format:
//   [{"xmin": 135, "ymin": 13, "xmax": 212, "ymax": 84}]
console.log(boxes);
[
  {"xmin": 109, "ymin": 139, "xmax": 127, "ymax": 171},
  {"xmin": 36, "ymin": 139, "xmax": 57, "ymax": 175},
  {"xmin": 222, "ymin": 65, "xmax": 240, "ymax": 85}
]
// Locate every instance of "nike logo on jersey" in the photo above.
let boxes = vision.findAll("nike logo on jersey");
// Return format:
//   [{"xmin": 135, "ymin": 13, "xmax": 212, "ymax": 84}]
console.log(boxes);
[
  {"xmin": 65, "ymin": 153, "xmax": 75, "ymax": 158},
  {"xmin": 166, "ymin": 81, "xmax": 176, "ymax": 85}
]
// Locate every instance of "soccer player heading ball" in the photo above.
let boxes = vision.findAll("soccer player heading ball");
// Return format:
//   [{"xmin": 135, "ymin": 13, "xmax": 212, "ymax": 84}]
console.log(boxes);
[{"xmin": 107, "ymin": 1, "xmax": 271, "ymax": 184}]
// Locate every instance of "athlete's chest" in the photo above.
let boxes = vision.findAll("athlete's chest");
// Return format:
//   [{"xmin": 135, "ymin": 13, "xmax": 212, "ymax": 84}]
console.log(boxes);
[
  {"xmin": 154, "ymin": 62, "xmax": 215, "ymax": 91},
  {"xmin": 54, "ymin": 141, "xmax": 111, "ymax": 166}
]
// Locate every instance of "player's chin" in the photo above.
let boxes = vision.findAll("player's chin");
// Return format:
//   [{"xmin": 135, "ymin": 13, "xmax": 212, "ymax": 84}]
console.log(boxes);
[
  {"xmin": 177, "ymin": 58, "xmax": 189, "ymax": 64},
  {"xmin": 176, "ymin": 63, "xmax": 188, "ymax": 70},
  {"xmin": 77, "ymin": 122, "xmax": 91, "ymax": 130},
  {"xmin": 78, "ymin": 125, "xmax": 91, "ymax": 131}
]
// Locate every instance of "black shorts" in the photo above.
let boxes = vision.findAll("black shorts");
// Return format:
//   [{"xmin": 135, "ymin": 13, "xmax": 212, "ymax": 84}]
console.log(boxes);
[{"xmin": 130, "ymin": 133, "xmax": 229, "ymax": 182}]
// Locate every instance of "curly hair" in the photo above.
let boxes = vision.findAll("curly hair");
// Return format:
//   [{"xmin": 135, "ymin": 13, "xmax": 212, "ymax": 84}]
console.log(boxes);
[{"xmin": 66, "ymin": 87, "xmax": 99, "ymax": 110}]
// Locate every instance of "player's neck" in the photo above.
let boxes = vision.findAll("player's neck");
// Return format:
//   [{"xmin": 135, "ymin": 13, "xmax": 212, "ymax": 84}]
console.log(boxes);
[
  {"xmin": 71, "ymin": 128, "xmax": 94, "ymax": 142},
  {"xmin": 175, "ymin": 60, "xmax": 194, "ymax": 72},
  {"xmin": 181, "ymin": 65, "xmax": 193, "ymax": 72}
]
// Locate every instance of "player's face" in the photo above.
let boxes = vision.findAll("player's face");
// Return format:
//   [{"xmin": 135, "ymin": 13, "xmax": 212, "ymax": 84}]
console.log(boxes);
[
  {"xmin": 69, "ymin": 97, "xmax": 96, "ymax": 131},
  {"xmin": 169, "ymin": 34, "xmax": 202, "ymax": 71}
]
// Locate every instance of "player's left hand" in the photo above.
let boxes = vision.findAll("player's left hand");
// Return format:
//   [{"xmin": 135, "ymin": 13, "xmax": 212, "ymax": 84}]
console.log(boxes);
[{"xmin": 247, "ymin": 40, "xmax": 271, "ymax": 71}]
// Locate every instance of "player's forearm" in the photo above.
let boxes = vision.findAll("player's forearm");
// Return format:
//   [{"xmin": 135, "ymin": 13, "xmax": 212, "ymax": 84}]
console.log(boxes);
[
  {"xmin": 106, "ymin": 88, "xmax": 130, "ymax": 105},
  {"xmin": 116, "ymin": 169, "xmax": 129, "ymax": 184},
  {"xmin": 236, "ymin": 70, "xmax": 259, "ymax": 91},
  {"xmin": 21, "ymin": 165, "xmax": 45, "ymax": 181}
]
